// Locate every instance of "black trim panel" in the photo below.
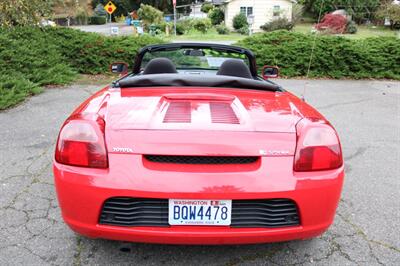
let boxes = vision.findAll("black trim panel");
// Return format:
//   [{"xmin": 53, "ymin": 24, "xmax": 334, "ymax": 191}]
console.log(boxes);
[{"xmin": 99, "ymin": 198, "xmax": 300, "ymax": 228}]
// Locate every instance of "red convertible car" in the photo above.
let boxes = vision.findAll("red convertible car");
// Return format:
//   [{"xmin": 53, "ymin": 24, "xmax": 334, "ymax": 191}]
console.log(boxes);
[{"xmin": 54, "ymin": 43, "xmax": 344, "ymax": 245}]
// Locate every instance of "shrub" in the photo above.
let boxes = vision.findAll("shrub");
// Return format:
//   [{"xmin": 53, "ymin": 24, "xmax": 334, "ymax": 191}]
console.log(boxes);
[
  {"xmin": 190, "ymin": 18, "xmax": 212, "ymax": 33},
  {"xmin": 237, "ymin": 26, "xmax": 249, "ymax": 35},
  {"xmin": 307, "ymin": 0, "xmax": 380, "ymax": 24},
  {"xmin": 89, "ymin": 16, "xmax": 106, "ymax": 25},
  {"xmin": 260, "ymin": 18, "xmax": 294, "ymax": 32},
  {"xmin": 176, "ymin": 20, "xmax": 189, "ymax": 35},
  {"xmin": 137, "ymin": 4, "xmax": 163, "ymax": 30},
  {"xmin": 175, "ymin": 23, "xmax": 185, "ymax": 35},
  {"xmin": 346, "ymin": 21, "xmax": 358, "ymax": 34},
  {"xmin": 0, "ymin": 27, "xmax": 75, "ymax": 109},
  {"xmin": 315, "ymin": 14, "xmax": 347, "ymax": 34},
  {"xmin": 233, "ymin": 13, "xmax": 248, "ymax": 30},
  {"xmin": 94, "ymin": 4, "xmax": 107, "ymax": 17},
  {"xmin": 75, "ymin": 11, "xmax": 89, "ymax": 25},
  {"xmin": 0, "ymin": 74, "xmax": 42, "ymax": 110},
  {"xmin": 216, "ymin": 24, "xmax": 229, "ymax": 35},
  {"xmin": 208, "ymin": 7, "xmax": 224, "ymax": 25},
  {"xmin": 0, "ymin": 27, "xmax": 76, "ymax": 85},
  {"xmin": 236, "ymin": 31, "xmax": 400, "ymax": 79},
  {"xmin": 115, "ymin": 15, "xmax": 126, "ymax": 23},
  {"xmin": 201, "ymin": 3, "xmax": 214, "ymax": 14},
  {"xmin": 154, "ymin": 21, "xmax": 173, "ymax": 33}
]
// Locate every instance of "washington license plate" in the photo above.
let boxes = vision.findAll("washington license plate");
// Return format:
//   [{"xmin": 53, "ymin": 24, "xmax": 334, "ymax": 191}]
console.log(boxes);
[{"xmin": 168, "ymin": 199, "xmax": 232, "ymax": 226}]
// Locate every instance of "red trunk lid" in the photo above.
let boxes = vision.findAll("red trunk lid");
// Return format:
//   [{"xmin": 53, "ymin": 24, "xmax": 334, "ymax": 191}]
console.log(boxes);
[{"xmin": 102, "ymin": 87, "xmax": 314, "ymax": 157}]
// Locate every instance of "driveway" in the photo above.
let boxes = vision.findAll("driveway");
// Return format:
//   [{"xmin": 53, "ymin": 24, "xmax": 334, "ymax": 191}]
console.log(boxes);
[
  {"xmin": 0, "ymin": 79, "xmax": 399, "ymax": 265},
  {"xmin": 72, "ymin": 23, "xmax": 135, "ymax": 36}
]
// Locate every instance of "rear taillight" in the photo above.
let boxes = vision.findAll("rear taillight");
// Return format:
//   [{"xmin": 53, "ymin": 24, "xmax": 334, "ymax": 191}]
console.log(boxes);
[
  {"xmin": 55, "ymin": 114, "xmax": 108, "ymax": 168},
  {"xmin": 294, "ymin": 118, "xmax": 342, "ymax": 172}
]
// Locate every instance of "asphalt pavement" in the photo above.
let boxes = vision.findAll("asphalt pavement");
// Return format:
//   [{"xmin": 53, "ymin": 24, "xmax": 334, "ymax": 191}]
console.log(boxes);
[{"xmin": 0, "ymin": 79, "xmax": 399, "ymax": 265}]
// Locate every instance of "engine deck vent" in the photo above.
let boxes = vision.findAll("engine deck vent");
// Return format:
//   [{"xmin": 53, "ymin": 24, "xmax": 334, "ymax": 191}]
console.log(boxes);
[
  {"xmin": 210, "ymin": 102, "xmax": 239, "ymax": 124},
  {"xmin": 163, "ymin": 101, "xmax": 191, "ymax": 123}
]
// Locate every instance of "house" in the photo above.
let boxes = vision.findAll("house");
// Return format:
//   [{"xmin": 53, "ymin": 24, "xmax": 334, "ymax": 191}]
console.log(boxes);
[{"xmin": 221, "ymin": 0, "xmax": 296, "ymax": 32}]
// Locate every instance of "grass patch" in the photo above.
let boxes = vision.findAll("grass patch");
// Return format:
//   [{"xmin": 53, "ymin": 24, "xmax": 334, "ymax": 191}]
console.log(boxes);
[
  {"xmin": 294, "ymin": 23, "xmax": 398, "ymax": 39},
  {"xmin": 75, "ymin": 74, "xmax": 117, "ymax": 85},
  {"xmin": 344, "ymin": 25, "xmax": 398, "ymax": 39},
  {"xmin": 162, "ymin": 29, "xmax": 246, "ymax": 42}
]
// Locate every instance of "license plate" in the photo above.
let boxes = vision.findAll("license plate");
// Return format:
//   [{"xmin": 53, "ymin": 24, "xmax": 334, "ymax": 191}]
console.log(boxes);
[{"xmin": 168, "ymin": 199, "xmax": 232, "ymax": 226}]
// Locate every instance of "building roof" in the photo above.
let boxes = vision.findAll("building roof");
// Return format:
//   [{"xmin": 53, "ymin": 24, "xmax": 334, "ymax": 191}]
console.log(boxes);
[{"xmin": 212, "ymin": 0, "xmax": 225, "ymax": 5}]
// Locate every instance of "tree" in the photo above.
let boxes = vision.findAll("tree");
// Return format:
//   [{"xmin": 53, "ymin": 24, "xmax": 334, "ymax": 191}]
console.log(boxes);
[
  {"xmin": 191, "ymin": 18, "xmax": 212, "ymax": 33},
  {"xmin": 377, "ymin": 2, "xmax": 400, "ymax": 29},
  {"xmin": 208, "ymin": 7, "xmax": 224, "ymax": 25},
  {"xmin": 94, "ymin": 4, "xmax": 107, "ymax": 16},
  {"xmin": 51, "ymin": 0, "xmax": 92, "ymax": 26},
  {"xmin": 91, "ymin": 0, "xmax": 135, "ymax": 17},
  {"xmin": 201, "ymin": 3, "xmax": 214, "ymax": 13},
  {"xmin": 137, "ymin": 4, "xmax": 163, "ymax": 30},
  {"xmin": 52, "ymin": 0, "xmax": 80, "ymax": 26},
  {"xmin": 345, "ymin": 0, "xmax": 380, "ymax": 23},
  {"xmin": 302, "ymin": 0, "xmax": 380, "ymax": 23},
  {"xmin": 0, "ymin": 0, "xmax": 53, "ymax": 26},
  {"xmin": 90, "ymin": 0, "xmax": 202, "ymax": 16},
  {"xmin": 87, "ymin": 0, "xmax": 206, "ymax": 20},
  {"xmin": 315, "ymin": 13, "xmax": 347, "ymax": 33},
  {"xmin": 232, "ymin": 13, "xmax": 248, "ymax": 30}
]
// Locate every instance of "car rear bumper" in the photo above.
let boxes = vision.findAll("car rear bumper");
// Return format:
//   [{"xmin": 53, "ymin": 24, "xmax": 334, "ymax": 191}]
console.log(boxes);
[
  {"xmin": 53, "ymin": 156, "xmax": 344, "ymax": 245},
  {"xmin": 65, "ymin": 219, "xmax": 330, "ymax": 245}
]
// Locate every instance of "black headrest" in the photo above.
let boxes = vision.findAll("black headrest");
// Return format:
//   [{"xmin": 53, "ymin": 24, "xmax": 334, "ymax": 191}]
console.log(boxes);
[
  {"xmin": 217, "ymin": 59, "xmax": 253, "ymax": 79},
  {"xmin": 143, "ymin": 58, "xmax": 178, "ymax": 75}
]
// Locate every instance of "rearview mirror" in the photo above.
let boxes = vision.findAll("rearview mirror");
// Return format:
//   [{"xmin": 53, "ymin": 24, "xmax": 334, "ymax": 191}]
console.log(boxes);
[
  {"xmin": 262, "ymin": 66, "xmax": 279, "ymax": 79},
  {"xmin": 110, "ymin": 62, "xmax": 129, "ymax": 75}
]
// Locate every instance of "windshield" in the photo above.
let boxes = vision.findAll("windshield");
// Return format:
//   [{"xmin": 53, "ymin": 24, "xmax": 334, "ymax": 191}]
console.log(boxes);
[{"xmin": 140, "ymin": 48, "xmax": 250, "ymax": 71}]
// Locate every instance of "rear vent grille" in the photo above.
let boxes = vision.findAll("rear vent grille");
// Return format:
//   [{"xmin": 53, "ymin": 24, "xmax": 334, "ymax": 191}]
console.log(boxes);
[
  {"xmin": 231, "ymin": 199, "xmax": 300, "ymax": 228},
  {"xmin": 99, "ymin": 198, "xmax": 168, "ymax": 227},
  {"xmin": 210, "ymin": 102, "xmax": 239, "ymax": 124},
  {"xmin": 163, "ymin": 101, "xmax": 191, "ymax": 123},
  {"xmin": 144, "ymin": 155, "xmax": 258, "ymax": 165},
  {"xmin": 99, "ymin": 198, "xmax": 300, "ymax": 228}
]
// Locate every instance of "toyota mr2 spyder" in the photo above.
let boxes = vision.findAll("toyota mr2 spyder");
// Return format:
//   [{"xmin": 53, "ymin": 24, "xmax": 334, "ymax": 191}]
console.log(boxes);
[{"xmin": 54, "ymin": 43, "xmax": 344, "ymax": 245}]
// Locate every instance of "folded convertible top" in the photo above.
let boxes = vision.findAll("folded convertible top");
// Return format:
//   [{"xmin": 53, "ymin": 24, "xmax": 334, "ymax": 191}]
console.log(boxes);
[{"xmin": 116, "ymin": 74, "xmax": 281, "ymax": 92}]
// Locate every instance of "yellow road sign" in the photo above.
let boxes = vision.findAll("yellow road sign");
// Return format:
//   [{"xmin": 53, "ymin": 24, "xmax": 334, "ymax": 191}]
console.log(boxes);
[{"xmin": 104, "ymin": 1, "xmax": 117, "ymax": 15}]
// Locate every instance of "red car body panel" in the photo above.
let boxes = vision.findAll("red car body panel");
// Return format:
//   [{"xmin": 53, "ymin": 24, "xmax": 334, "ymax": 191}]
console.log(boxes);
[
  {"xmin": 97, "ymin": 87, "xmax": 321, "ymax": 132},
  {"xmin": 54, "ymin": 84, "xmax": 344, "ymax": 245}
]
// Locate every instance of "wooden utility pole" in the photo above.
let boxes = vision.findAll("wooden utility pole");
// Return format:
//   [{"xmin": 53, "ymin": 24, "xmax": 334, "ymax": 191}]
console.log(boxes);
[{"xmin": 173, "ymin": 0, "xmax": 177, "ymax": 36}]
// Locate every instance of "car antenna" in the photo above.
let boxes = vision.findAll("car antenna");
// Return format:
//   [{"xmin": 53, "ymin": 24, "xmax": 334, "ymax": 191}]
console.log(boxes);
[{"xmin": 302, "ymin": 0, "xmax": 325, "ymax": 102}]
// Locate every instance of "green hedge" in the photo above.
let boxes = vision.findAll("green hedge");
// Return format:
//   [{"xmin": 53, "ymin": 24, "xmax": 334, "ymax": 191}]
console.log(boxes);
[
  {"xmin": 0, "ymin": 74, "xmax": 42, "ymax": 110},
  {"xmin": 0, "ymin": 28, "xmax": 76, "ymax": 86},
  {"xmin": 2, "ymin": 28, "xmax": 399, "ymax": 110},
  {"xmin": 236, "ymin": 31, "xmax": 400, "ymax": 79},
  {"xmin": 0, "ymin": 27, "xmax": 163, "ymax": 109},
  {"xmin": 89, "ymin": 16, "xmax": 107, "ymax": 25},
  {"xmin": 45, "ymin": 27, "xmax": 164, "ymax": 74}
]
